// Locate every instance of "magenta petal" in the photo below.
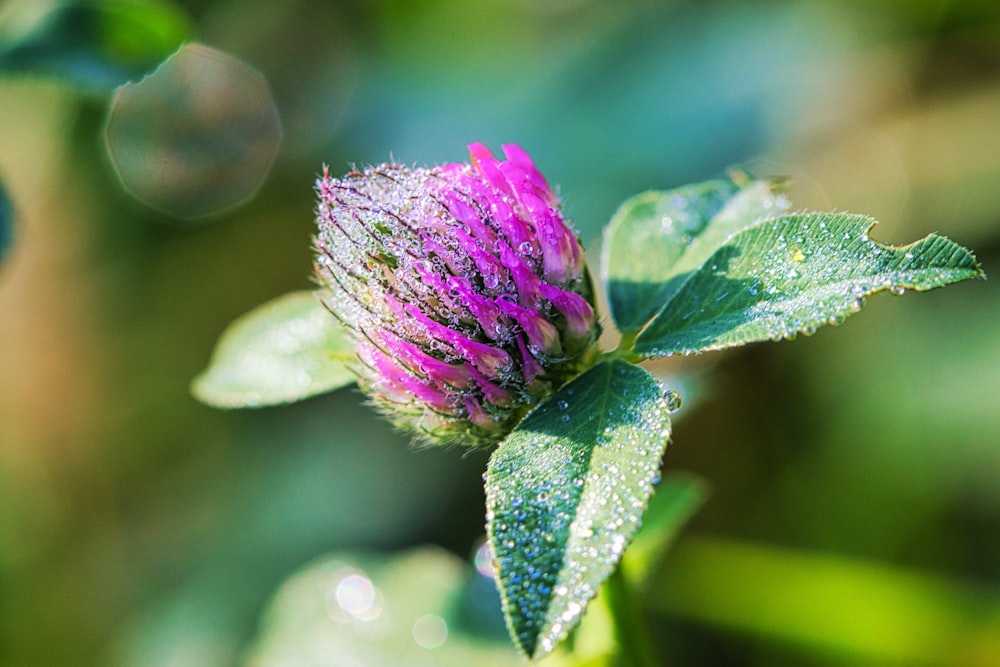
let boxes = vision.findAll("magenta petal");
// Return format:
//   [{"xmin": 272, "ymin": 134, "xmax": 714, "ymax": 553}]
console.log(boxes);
[
  {"xmin": 438, "ymin": 189, "xmax": 496, "ymax": 246},
  {"xmin": 360, "ymin": 342, "xmax": 453, "ymax": 412},
  {"xmin": 463, "ymin": 396, "xmax": 494, "ymax": 428},
  {"xmin": 453, "ymin": 228, "xmax": 509, "ymax": 286},
  {"xmin": 516, "ymin": 337, "xmax": 543, "ymax": 382},
  {"xmin": 403, "ymin": 377, "xmax": 454, "ymax": 413},
  {"xmin": 468, "ymin": 143, "xmax": 514, "ymax": 198},
  {"xmin": 404, "ymin": 304, "xmax": 512, "ymax": 378},
  {"xmin": 497, "ymin": 242, "xmax": 543, "ymax": 306},
  {"xmin": 467, "ymin": 364, "xmax": 512, "ymax": 406},
  {"xmin": 519, "ymin": 190, "xmax": 579, "ymax": 284},
  {"xmin": 495, "ymin": 298, "xmax": 562, "ymax": 356},
  {"xmin": 446, "ymin": 276, "xmax": 508, "ymax": 340},
  {"xmin": 494, "ymin": 200, "xmax": 534, "ymax": 255},
  {"xmin": 539, "ymin": 283, "xmax": 595, "ymax": 338},
  {"xmin": 501, "ymin": 143, "xmax": 554, "ymax": 203},
  {"xmin": 381, "ymin": 331, "xmax": 472, "ymax": 389}
]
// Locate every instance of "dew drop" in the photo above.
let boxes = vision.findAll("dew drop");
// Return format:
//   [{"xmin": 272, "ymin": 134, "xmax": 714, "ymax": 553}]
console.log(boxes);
[
  {"xmin": 889, "ymin": 285, "xmax": 905, "ymax": 296},
  {"xmin": 663, "ymin": 389, "xmax": 682, "ymax": 413}
]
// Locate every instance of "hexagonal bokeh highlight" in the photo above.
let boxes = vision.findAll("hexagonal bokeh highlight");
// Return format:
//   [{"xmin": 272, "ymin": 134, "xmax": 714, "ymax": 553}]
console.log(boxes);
[{"xmin": 105, "ymin": 43, "xmax": 282, "ymax": 219}]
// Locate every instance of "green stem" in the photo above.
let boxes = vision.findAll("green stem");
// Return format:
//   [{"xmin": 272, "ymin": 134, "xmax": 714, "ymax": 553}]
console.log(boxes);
[
  {"xmin": 616, "ymin": 330, "xmax": 639, "ymax": 357},
  {"xmin": 604, "ymin": 566, "xmax": 660, "ymax": 667},
  {"xmin": 601, "ymin": 329, "xmax": 643, "ymax": 364}
]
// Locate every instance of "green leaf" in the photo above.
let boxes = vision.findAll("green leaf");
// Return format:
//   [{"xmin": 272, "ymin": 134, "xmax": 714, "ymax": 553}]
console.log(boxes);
[
  {"xmin": 191, "ymin": 290, "xmax": 356, "ymax": 408},
  {"xmin": 0, "ymin": 181, "xmax": 12, "ymax": 267},
  {"xmin": 0, "ymin": 1, "xmax": 192, "ymax": 93},
  {"xmin": 633, "ymin": 214, "xmax": 985, "ymax": 357},
  {"xmin": 621, "ymin": 473, "xmax": 708, "ymax": 586},
  {"xmin": 602, "ymin": 176, "xmax": 789, "ymax": 334},
  {"xmin": 485, "ymin": 360, "xmax": 672, "ymax": 660}
]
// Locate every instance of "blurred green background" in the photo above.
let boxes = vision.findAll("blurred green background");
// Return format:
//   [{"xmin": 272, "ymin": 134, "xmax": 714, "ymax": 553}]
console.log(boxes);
[{"xmin": 1, "ymin": 0, "xmax": 999, "ymax": 665}]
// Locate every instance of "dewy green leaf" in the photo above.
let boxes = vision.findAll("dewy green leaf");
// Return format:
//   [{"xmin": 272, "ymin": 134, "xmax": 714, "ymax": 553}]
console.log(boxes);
[
  {"xmin": 602, "ymin": 177, "xmax": 789, "ymax": 334},
  {"xmin": 0, "ymin": 181, "xmax": 12, "ymax": 267},
  {"xmin": 0, "ymin": 1, "xmax": 192, "ymax": 93},
  {"xmin": 485, "ymin": 360, "xmax": 672, "ymax": 660},
  {"xmin": 634, "ymin": 213, "xmax": 985, "ymax": 357},
  {"xmin": 192, "ymin": 290, "xmax": 356, "ymax": 408}
]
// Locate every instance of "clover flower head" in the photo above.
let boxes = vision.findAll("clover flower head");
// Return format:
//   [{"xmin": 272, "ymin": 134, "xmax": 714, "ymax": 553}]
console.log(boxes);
[{"xmin": 315, "ymin": 143, "xmax": 599, "ymax": 446}]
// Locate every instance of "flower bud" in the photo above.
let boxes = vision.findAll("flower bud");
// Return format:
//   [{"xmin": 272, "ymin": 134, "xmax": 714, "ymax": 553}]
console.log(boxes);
[{"xmin": 315, "ymin": 144, "xmax": 599, "ymax": 446}]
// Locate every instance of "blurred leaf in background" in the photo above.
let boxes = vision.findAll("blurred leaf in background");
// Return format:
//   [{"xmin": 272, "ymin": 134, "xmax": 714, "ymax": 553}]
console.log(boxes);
[
  {"xmin": 243, "ymin": 548, "xmax": 522, "ymax": 667},
  {"xmin": 0, "ymin": 179, "xmax": 12, "ymax": 267},
  {"xmin": 0, "ymin": 0, "xmax": 998, "ymax": 666},
  {"xmin": 0, "ymin": 0, "xmax": 193, "ymax": 94}
]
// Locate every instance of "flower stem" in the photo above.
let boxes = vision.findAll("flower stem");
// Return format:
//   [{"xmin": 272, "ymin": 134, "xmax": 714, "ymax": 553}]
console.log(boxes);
[
  {"xmin": 604, "ymin": 566, "xmax": 660, "ymax": 667},
  {"xmin": 616, "ymin": 330, "xmax": 639, "ymax": 356},
  {"xmin": 602, "ymin": 329, "xmax": 643, "ymax": 364}
]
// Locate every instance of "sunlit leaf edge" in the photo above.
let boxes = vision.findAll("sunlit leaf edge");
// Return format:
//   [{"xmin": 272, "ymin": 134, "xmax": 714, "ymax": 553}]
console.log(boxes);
[
  {"xmin": 191, "ymin": 290, "xmax": 356, "ymax": 409},
  {"xmin": 486, "ymin": 359, "xmax": 671, "ymax": 660},
  {"xmin": 600, "ymin": 176, "xmax": 789, "ymax": 336},
  {"xmin": 632, "ymin": 213, "xmax": 985, "ymax": 358}
]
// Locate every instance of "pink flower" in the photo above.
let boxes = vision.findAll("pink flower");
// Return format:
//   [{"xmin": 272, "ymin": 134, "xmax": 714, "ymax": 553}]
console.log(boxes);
[{"xmin": 315, "ymin": 144, "xmax": 598, "ymax": 446}]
